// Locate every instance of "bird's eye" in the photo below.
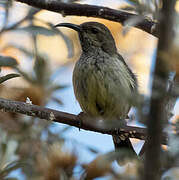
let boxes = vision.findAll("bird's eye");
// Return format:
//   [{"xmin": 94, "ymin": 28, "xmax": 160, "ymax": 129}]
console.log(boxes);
[{"xmin": 91, "ymin": 28, "xmax": 99, "ymax": 34}]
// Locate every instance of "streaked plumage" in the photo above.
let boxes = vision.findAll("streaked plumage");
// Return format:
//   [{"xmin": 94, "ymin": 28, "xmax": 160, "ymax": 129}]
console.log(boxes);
[{"xmin": 55, "ymin": 21, "xmax": 138, "ymax": 158}]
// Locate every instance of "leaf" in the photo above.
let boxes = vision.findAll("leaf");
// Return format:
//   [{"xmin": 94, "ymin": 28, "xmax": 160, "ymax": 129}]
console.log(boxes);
[
  {"xmin": 15, "ymin": 67, "xmax": 35, "ymax": 84},
  {"xmin": 60, "ymin": 126, "xmax": 72, "ymax": 133},
  {"xmin": 15, "ymin": 25, "xmax": 58, "ymax": 36},
  {"xmin": 50, "ymin": 23, "xmax": 74, "ymax": 58},
  {"xmin": 33, "ymin": 55, "xmax": 50, "ymax": 84},
  {"xmin": 87, "ymin": 146, "xmax": 100, "ymax": 154},
  {"xmin": 3, "ymin": 44, "xmax": 33, "ymax": 58},
  {"xmin": 50, "ymin": 84, "xmax": 69, "ymax": 91},
  {"xmin": 1, "ymin": 143, "xmax": 7, "ymax": 155},
  {"xmin": 0, "ymin": 160, "xmax": 27, "ymax": 178},
  {"xmin": 122, "ymin": 16, "xmax": 145, "ymax": 35},
  {"xmin": 1, "ymin": 0, "xmax": 12, "ymax": 29},
  {"xmin": 124, "ymin": 0, "xmax": 140, "ymax": 5},
  {"xmin": 61, "ymin": 33, "xmax": 74, "ymax": 58},
  {"xmin": 120, "ymin": 5, "xmax": 136, "ymax": 12},
  {"xmin": 51, "ymin": 96, "xmax": 63, "ymax": 105},
  {"xmin": 0, "ymin": 56, "xmax": 18, "ymax": 67},
  {"xmin": 0, "ymin": 73, "xmax": 20, "ymax": 84},
  {"xmin": 25, "ymin": 20, "xmax": 74, "ymax": 58},
  {"xmin": 26, "ymin": 7, "xmax": 41, "ymax": 18}
]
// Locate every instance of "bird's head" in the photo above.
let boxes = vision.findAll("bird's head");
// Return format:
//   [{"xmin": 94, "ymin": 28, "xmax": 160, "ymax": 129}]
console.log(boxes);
[{"xmin": 55, "ymin": 22, "xmax": 117, "ymax": 54}]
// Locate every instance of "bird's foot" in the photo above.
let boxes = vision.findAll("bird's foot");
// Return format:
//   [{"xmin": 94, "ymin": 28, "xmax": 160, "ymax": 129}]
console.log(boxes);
[{"xmin": 114, "ymin": 126, "xmax": 128, "ymax": 142}]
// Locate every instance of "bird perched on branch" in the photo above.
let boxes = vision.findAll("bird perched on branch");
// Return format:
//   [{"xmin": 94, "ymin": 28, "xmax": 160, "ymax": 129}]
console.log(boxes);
[{"xmin": 55, "ymin": 21, "xmax": 138, "ymax": 158}]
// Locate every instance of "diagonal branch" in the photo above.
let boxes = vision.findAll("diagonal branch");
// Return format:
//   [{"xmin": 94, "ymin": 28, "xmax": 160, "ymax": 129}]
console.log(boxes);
[
  {"xmin": 0, "ymin": 97, "xmax": 168, "ymax": 144},
  {"xmin": 15, "ymin": 0, "xmax": 158, "ymax": 37}
]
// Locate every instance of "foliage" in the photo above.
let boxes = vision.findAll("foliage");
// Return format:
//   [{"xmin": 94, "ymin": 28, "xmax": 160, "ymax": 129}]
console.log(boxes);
[
  {"xmin": 0, "ymin": 0, "xmax": 178, "ymax": 180},
  {"xmin": 0, "ymin": 2, "xmax": 72, "ymax": 179}
]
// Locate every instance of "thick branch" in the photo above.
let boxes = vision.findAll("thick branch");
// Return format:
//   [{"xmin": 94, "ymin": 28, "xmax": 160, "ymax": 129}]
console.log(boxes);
[
  {"xmin": 15, "ymin": 0, "xmax": 158, "ymax": 37},
  {"xmin": 0, "ymin": 97, "xmax": 168, "ymax": 144},
  {"xmin": 144, "ymin": 1, "xmax": 176, "ymax": 180}
]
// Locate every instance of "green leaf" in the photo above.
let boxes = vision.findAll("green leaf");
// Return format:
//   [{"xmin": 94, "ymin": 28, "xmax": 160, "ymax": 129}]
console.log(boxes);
[
  {"xmin": 0, "ymin": 56, "xmax": 18, "ymax": 67},
  {"xmin": 1, "ymin": 143, "xmax": 7, "ymax": 156},
  {"xmin": 0, "ymin": 73, "xmax": 20, "ymax": 84},
  {"xmin": 33, "ymin": 55, "xmax": 50, "ymax": 84},
  {"xmin": 15, "ymin": 25, "xmax": 58, "ymax": 36}
]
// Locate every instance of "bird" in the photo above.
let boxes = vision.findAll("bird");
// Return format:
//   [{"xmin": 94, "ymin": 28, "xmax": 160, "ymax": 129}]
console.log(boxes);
[{"xmin": 55, "ymin": 21, "xmax": 138, "ymax": 159}]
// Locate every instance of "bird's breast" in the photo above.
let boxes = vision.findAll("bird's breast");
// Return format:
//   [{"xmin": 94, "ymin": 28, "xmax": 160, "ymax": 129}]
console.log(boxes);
[{"xmin": 73, "ymin": 52, "xmax": 135, "ymax": 120}]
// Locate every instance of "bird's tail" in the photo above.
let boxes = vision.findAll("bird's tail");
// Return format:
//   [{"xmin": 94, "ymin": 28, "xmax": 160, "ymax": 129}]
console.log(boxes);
[
  {"xmin": 112, "ymin": 135, "xmax": 136, "ymax": 164},
  {"xmin": 112, "ymin": 135, "xmax": 135, "ymax": 150}
]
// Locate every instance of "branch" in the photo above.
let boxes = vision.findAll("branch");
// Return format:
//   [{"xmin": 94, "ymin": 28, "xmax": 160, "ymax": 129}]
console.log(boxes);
[
  {"xmin": 139, "ymin": 75, "xmax": 179, "ymax": 157},
  {"xmin": 163, "ymin": 75, "xmax": 179, "ymax": 120},
  {"xmin": 15, "ymin": 0, "xmax": 158, "ymax": 37},
  {"xmin": 144, "ymin": 1, "xmax": 176, "ymax": 180},
  {"xmin": 0, "ymin": 97, "xmax": 168, "ymax": 144}
]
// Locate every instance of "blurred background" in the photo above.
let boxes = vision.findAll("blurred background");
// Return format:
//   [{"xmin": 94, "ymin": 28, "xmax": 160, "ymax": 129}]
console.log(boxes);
[{"xmin": 0, "ymin": 0, "xmax": 178, "ymax": 179}]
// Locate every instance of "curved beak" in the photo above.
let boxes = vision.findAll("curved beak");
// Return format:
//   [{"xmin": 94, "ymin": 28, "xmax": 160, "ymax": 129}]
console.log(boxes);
[{"xmin": 54, "ymin": 23, "xmax": 81, "ymax": 32}]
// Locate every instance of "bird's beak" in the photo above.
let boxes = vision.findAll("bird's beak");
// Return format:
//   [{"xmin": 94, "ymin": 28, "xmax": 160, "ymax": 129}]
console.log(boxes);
[{"xmin": 54, "ymin": 23, "xmax": 81, "ymax": 32}]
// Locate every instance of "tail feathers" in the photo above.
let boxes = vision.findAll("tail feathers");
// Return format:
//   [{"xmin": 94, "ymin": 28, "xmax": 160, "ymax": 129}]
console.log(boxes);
[
  {"xmin": 112, "ymin": 135, "xmax": 137, "ymax": 165},
  {"xmin": 112, "ymin": 135, "xmax": 136, "ymax": 155}
]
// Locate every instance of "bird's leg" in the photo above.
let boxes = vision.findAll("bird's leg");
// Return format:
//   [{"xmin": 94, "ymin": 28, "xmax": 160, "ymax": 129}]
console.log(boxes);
[{"xmin": 114, "ymin": 118, "xmax": 130, "ymax": 144}]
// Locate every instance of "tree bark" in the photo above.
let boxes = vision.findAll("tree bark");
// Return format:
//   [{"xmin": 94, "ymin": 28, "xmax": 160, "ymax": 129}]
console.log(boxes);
[
  {"xmin": 15, "ymin": 0, "xmax": 158, "ymax": 37},
  {"xmin": 144, "ymin": 1, "xmax": 176, "ymax": 180},
  {"xmin": 0, "ymin": 97, "xmax": 169, "ymax": 144}
]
